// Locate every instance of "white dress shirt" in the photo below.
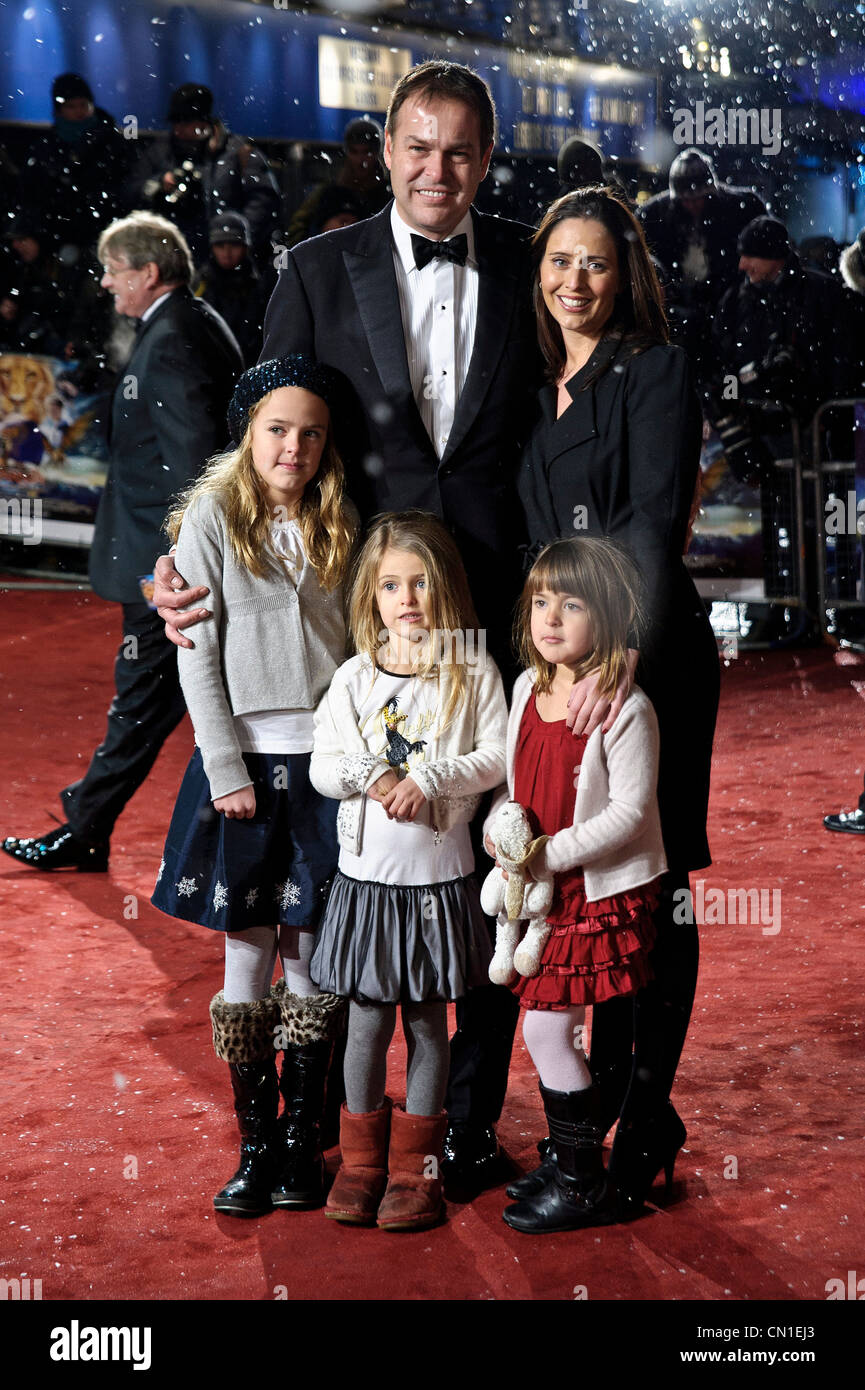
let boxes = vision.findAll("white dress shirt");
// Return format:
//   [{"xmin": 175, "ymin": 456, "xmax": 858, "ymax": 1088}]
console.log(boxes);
[
  {"xmin": 390, "ymin": 203, "xmax": 479, "ymax": 458},
  {"xmin": 139, "ymin": 288, "xmax": 175, "ymax": 323}
]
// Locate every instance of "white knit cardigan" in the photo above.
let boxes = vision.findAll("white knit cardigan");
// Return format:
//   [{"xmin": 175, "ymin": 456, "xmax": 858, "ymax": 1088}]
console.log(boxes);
[
  {"xmin": 310, "ymin": 651, "xmax": 508, "ymax": 856},
  {"xmin": 484, "ymin": 670, "xmax": 667, "ymax": 901}
]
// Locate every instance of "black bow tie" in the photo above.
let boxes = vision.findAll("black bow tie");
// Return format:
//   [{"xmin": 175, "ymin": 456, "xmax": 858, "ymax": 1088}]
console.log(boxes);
[{"xmin": 410, "ymin": 232, "xmax": 468, "ymax": 270}]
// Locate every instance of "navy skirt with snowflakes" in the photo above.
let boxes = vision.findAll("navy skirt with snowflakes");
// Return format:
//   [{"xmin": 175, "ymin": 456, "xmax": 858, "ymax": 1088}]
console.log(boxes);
[{"xmin": 151, "ymin": 748, "xmax": 339, "ymax": 933}]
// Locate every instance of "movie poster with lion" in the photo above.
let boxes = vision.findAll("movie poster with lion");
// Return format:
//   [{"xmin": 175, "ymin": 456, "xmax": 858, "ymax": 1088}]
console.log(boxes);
[{"xmin": 0, "ymin": 352, "xmax": 110, "ymax": 531}]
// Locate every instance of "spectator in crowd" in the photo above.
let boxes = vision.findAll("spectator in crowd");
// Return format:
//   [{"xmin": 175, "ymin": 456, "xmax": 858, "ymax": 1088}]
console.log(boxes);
[
  {"xmin": 799, "ymin": 234, "xmax": 843, "ymax": 279},
  {"xmin": 18, "ymin": 73, "xmax": 129, "ymax": 259},
  {"xmin": 308, "ymin": 185, "xmax": 364, "ymax": 239},
  {"xmin": 712, "ymin": 216, "xmax": 865, "ymax": 433},
  {"xmin": 193, "ymin": 212, "xmax": 268, "ymax": 366},
  {"xmin": 1, "ymin": 214, "xmax": 110, "ymax": 363},
  {"xmin": 638, "ymin": 149, "xmax": 767, "ymax": 314},
  {"xmin": 128, "ymin": 83, "xmax": 280, "ymax": 265},
  {"xmin": 840, "ymin": 227, "xmax": 865, "ymax": 295},
  {"xmin": 2, "ymin": 212, "xmax": 242, "ymax": 872},
  {"xmin": 285, "ymin": 117, "xmax": 389, "ymax": 247}
]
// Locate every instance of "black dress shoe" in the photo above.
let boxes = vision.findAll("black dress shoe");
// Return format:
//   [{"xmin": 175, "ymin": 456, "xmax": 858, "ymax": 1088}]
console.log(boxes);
[
  {"xmin": 823, "ymin": 809, "xmax": 865, "ymax": 835},
  {"xmin": 2, "ymin": 824, "xmax": 109, "ymax": 871},
  {"xmin": 441, "ymin": 1123, "xmax": 503, "ymax": 1195}
]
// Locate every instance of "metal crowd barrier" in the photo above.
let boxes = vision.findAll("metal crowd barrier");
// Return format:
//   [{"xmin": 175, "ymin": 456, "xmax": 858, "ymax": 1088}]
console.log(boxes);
[
  {"xmin": 812, "ymin": 397, "xmax": 865, "ymax": 649},
  {"xmin": 700, "ymin": 398, "xmax": 811, "ymax": 651}
]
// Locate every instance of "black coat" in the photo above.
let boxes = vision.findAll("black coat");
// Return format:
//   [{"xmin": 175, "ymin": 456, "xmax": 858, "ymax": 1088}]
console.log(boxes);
[
  {"xmin": 639, "ymin": 185, "xmax": 768, "ymax": 306},
  {"xmin": 260, "ymin": 201, "xmax": 542, "ymax": 660},
  {"xmin": 90, "ymin": 286, "xmax": 242, "ymax": 603},
  {"xmin": 517, "ymin": 336, "xmax": 719, "ymax": 873}
]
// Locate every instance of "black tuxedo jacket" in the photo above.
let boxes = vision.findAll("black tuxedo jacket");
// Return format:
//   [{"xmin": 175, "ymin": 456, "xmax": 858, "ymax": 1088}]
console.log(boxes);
[
  {"xmin": 90, "ymin": 287, "xmax": 242, "ymax": 603},
  {"xmin": 260, "ymin": 202, "xmax": 542, "ymax": 644}
]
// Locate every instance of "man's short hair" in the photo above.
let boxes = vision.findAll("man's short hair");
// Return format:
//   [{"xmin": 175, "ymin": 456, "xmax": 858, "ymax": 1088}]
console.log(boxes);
[
  {"xmin": 97, "ymin": 211, "xmax": 194, "ymax": 286},
  {"xmin": 386, "ymin": 60, "xmax": 496, "ymax": 153}
]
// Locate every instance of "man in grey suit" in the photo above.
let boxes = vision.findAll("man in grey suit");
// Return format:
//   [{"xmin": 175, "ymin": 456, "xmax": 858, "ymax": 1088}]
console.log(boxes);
[{"xmin": 3, "ymin": 212, "xmax": 242, "ymax": 871}]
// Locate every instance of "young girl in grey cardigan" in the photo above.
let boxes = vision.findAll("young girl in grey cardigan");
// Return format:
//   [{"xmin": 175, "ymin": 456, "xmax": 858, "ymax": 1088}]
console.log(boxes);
[
  {"xmin": 488, "ymin": 537, "xmax": 666, "ymax": 1236},
  {"xmin": 151, "ymin": 355, "xmax": 357, "ymax": 1219}
]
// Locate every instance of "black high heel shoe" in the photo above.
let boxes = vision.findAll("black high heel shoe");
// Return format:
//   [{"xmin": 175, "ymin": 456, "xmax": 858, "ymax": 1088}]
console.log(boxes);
[{"xmin": 607, "ymin": 1101, "xmax": 686, "ymax": 1218}]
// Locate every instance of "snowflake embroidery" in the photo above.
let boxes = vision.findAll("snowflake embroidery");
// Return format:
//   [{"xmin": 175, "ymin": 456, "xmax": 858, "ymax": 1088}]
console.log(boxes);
[
  {"xmin": 245, "ymin": 887, "xmax": 259, "ymax": 908},
  {"xmin": 176, "ymin": 877, "xmax": 198, "ymax": 898},
  {"xmin": 275, "ymin": 878, "xmax": 301, "ymax": 911},
  {"xmin": 212, "ymin": 881, "xmax": 229, "ymax": 912},
  {"xmin": 156, "ymin": 858, "xmax": 166, "ymax": 884}
]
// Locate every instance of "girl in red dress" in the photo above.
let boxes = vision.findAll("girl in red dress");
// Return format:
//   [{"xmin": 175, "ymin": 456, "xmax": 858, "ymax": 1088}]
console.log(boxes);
[{"xmin": 484, "ymin": 536, "xmax": 666, "ymax": 1233}]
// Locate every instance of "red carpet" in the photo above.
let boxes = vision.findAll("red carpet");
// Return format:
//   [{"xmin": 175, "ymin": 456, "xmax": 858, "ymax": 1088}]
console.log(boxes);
[{"xmin": 2, "ymin": 587, "xmax": 864, "ymax": 1301}]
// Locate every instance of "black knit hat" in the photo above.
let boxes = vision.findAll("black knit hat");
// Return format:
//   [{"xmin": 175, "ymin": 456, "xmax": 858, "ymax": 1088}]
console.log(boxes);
[
  {"xmin": 167, "ymin": 83, "xmax": 214, "ymax": 124},
  {"xmin": 557, "ymin": 137, "xmax": 604, "ymax": 190},
  {"xmin": 209, "ymin": 212, "xmax": 251, "ymax": 247},
  {"xmin": 738, "ymin": 216, "xmax": 790, "ymax": 260},
  {"xmin": 52, "ymin": 73, "xmax": 94, "ymax": 106},
  {"xmin": 669, "ymin": 148, "xmax": 715, "ymax": 196},
  {"xmin": 227, "ymin": 355, "xmax": 341, "ymax": 442}
]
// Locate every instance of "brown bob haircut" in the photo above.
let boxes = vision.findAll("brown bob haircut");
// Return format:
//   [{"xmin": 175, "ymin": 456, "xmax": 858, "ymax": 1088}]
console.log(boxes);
[
  {"xmin": 531, "ymin": 186, "xmax": 669, "ymax": 386},
  {"xmin": 386, "ymin": 60, "xmax": 496, "ymax": 153},
  {"xmin": 515, "ymin": 535, "xmax": 646, "ymax": 699}
]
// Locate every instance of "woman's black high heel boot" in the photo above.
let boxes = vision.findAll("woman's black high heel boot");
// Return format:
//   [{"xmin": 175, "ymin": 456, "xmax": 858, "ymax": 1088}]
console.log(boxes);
[
  {"xmin": 505, "ymin": 1134, "xmax": 557, "ymax": 1200},
  {"xmin": 607, "ymin": 1101, "xmax": 686, "ymax": 1218},
  {"xmin": 502, "ymin": 1083, "xmax": 617, "ymax": 1233},
  {"xmin": 210, "ymin": 992, "xmax": 280, "ymax": 1217}
]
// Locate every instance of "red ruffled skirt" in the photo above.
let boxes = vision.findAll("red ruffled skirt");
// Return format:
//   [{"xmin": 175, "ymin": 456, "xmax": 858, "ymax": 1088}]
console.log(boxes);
[{"xmin": 512, "ymin": 693, "xmax": 659, "ymax": 1010}]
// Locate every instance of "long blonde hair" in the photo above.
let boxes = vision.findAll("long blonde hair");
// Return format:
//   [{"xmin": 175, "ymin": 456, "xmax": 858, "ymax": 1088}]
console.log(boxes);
[
  {"xmin": 515, "ymin": 536, "xmax": 645, "ymax": 699},
  {"xmin": 349, "ymin": 510, "xmax": 480, "ymax": 731},
  {"xmin": 164, "ymin": 391, "xmax": 356, "ymax": 592}
]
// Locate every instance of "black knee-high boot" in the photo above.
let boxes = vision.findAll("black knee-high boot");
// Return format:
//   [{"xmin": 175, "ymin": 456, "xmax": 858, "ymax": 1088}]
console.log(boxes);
[
  {"xmin": 210, "ymin": 991, "xmax": 280, "ymax": 1217},
  {"xmin": 502, "ymin": 1083, "xmax": 617, "ymax": 1233},
  {"xmin": 270, "ymin": 981, "xmax": 346, "ymax": 1208},
  {"xmin": 608, "ymin": 877, "xmax": 697, "ymax": 1212}
]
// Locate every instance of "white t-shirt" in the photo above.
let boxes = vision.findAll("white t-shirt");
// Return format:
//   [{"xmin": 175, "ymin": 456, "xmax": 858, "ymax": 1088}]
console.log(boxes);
[
  {"xmin": 337, "ymin": 664, "xmax": 474, "ymax": 886},
  {"xmin": 233, "ymin": 520, "xmax": 314, "ymax": 754}
]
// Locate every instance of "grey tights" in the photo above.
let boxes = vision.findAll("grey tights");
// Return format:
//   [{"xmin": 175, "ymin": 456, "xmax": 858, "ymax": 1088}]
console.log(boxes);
[
  {"xmin": 223, "ymin": 924, "xmax": 317, "ymax": 1003},
  {"xmin": 344, "ymin": 1000, "xmax": 450, "ymax": 1116}
]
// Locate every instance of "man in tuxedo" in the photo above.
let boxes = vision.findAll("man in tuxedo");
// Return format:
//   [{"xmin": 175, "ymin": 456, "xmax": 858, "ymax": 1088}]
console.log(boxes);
[
  {"xmin": 2, "ymin": 211, "xmax": 242, "ymax": 872},
  {"xmin": 153, "ymin": 62, "xmax": 542, "ymax": 1189}
]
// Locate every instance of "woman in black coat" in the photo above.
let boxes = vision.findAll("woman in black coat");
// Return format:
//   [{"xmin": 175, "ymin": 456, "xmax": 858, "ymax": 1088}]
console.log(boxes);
[{"xmin": 515, "ymin": 187, "xmax": 720, "ymax": 1217}]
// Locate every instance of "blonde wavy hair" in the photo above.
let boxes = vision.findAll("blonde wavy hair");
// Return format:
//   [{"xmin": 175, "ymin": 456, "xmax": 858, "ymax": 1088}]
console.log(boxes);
[
  {"xmin": 349, "ymin": 510, "xmax": 480, "ymax": 731},
  {"xmin": 516, "ymin": 536, "xmax": 646, "ymax": 699},
  {"xmin": 165, "ymin": 390, "xmax": 356, "ymax": 592}
]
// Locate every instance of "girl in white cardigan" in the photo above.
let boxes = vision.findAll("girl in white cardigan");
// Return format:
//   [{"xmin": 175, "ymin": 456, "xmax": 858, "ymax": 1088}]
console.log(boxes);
[
  {"xmin": 309, "ymin": 510, "xmax": 508, "ymax": 1232},
  {"xmin": 488, "ymin": 536, "xmax": 666, "ymax": 1235}
]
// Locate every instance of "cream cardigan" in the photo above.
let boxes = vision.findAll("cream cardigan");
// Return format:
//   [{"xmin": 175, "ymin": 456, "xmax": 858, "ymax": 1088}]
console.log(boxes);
[
  {"xmin": 484, "ymin": 670, "xmax": 667, "ymax": 901},
  {"xmin": 310, "ymin": 651, "xmax": 507, "ymax": 856}
]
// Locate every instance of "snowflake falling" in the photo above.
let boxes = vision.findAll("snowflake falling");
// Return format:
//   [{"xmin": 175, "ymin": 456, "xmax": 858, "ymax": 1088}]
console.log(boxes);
[
  {"xmin": 156, "ymin": 858, "xmax": 165, "ymax": 884},
  {"xmin": 176, "ymin": 877, "xmax": 198, "ymax": 898},
  {"xmin": 275, "ymin": 878, "xmax": 301, "ymax": 910},
  {"xmin": 245, "ymin": 887, "xmax": 259, "ymax": 908},
  {"xmin": 212, "ymin": 881, "xmax": 229, "ymax": 912}
]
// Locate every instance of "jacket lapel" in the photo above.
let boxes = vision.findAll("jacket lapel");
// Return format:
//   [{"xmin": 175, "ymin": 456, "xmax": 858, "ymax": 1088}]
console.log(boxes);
[
  {"xmin": 441, "ymin": 208, "xmax": 522, "ymax": 466},
  {"xmin": 542, "ymin": 335, "xmax": 623, "ymax": 467},
  {"xmin": 342, "ymin": 208, "xmax": 415, "ymax": 405}
]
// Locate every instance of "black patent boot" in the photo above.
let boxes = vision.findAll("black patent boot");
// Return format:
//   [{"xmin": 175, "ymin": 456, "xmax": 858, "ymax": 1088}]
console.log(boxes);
[
  {"xmin": 505, "ymin": 1134, "xmax": 557, "ymax": 1200},
  {"xmin": 503, "ymin": 1083, "xmax": 617, "ymax": 1234},
  {"xmin": 608, "ymin": 1101, "xmax": 687, "ymax": 1219},
  {"xmin": 210, "ymin": 992, "xmax": 280, "ymax": 1217},
  {"xmin": 270, "ymin": 982, "xmax": 346, "ymax": 1209}
]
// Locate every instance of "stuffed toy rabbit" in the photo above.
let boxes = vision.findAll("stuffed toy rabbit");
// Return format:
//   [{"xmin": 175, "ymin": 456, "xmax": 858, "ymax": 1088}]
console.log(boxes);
[{"xmin": 481, "ymin": 801, "xmax": 554, "ymax": 985}]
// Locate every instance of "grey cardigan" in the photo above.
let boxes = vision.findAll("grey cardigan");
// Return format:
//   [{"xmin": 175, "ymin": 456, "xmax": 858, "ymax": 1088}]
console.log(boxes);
[
  {"xmin": 175, "ymin": 491, "xmax": 348, "ymax": 799},
  {"xmin": 484, "ymin": 671, "xmax": 667, "ymax": 901}
]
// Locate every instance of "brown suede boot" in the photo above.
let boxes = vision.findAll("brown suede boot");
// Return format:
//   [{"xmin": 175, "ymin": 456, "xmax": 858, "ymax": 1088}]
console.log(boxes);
[
  {"xmin": 376, "ymin": 1106, "xmax": 447, "ymax": 1232},
  {"xmin": 324, "ymin": 1100, "xmax": 391, "ymax": 1226}
]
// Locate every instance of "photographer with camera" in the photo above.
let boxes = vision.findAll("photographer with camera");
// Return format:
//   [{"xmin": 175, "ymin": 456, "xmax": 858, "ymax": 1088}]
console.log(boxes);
[{"xmin": 128, "ymin": 84, "xmax": 280, "ymax": 267}]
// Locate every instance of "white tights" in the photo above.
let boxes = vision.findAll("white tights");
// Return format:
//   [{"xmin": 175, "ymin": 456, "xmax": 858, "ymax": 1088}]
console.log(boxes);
[
  {"xmin": 522, "ymin": 1005, "xmax": 593, "ymax": 1092},
  {"xmin": 223, "ymin": 924, "xmax": 317, "ymax": 1003}
]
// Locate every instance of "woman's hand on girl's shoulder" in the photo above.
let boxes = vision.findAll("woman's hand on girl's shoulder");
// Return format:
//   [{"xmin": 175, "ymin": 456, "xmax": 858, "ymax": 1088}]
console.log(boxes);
[{"xmin": 213, "ymin": 785, "xmax": 256, "ymax": 819}]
